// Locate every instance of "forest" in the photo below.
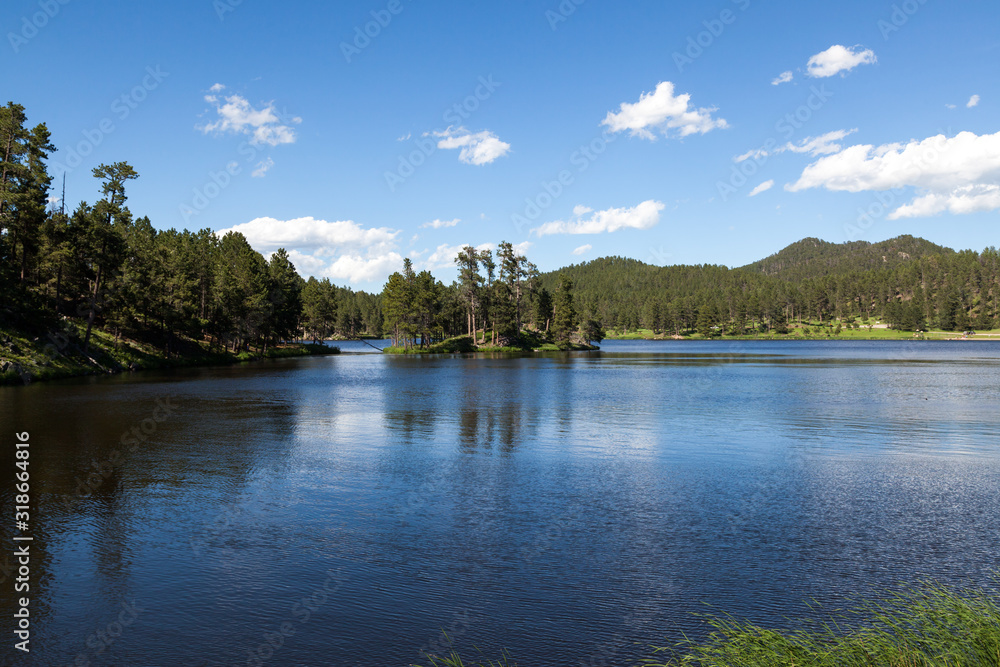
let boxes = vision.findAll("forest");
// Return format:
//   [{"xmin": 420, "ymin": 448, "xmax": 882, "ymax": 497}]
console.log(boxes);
[
  {"xmin": 3, "ymin": 101, "xmax": 1000, "ymax": 374},
  {"xmin": 0, "ymin": 102, "xmax": 379, "ymax": 363}
]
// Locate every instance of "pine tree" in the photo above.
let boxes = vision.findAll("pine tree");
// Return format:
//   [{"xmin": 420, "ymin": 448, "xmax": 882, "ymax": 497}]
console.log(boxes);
[
  {"xmin": 455, "ymin": 246, "xmax": 482, "ymax": 339},
  {"xmin": 551, "ymin": 275, "xmax": 578, "ymax": 343},
  {"xmin": 534, "ymin": 287, "xmax": 552, "ymax": 332}
]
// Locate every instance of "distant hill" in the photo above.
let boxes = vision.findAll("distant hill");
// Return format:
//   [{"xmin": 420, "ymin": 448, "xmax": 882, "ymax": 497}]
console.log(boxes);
[
  {"xmin": 535, "ymin": 235, "xmax": 996, "ymax": 333},
  {"xmin": 739, "ymin": 235, "xmax": 953, "ymax": 282}
]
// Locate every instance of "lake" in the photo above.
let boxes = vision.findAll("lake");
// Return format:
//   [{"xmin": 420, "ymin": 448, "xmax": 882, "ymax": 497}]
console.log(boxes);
[{"xmin": 3, "ymin": 340, "xmax": 1000, "ymax": 666}]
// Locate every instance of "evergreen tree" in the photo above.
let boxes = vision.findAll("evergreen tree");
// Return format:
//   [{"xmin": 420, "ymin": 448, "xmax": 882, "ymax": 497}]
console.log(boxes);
[
  {"xmin": 455, "ymin": 246, "xmax": 482, "ymax": 338},
  {"xmin": 552, "ymin": 275, "xmax": 578, "ymax": 343},
  {"xmin": 534, "ymin": 287, "xmax": 552, "ymax": 332}
]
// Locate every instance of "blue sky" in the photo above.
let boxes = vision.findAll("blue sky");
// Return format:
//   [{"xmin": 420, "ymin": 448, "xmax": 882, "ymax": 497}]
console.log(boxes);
[{"xmin": 4, "ymin": 0, "xmax": 998, "ymax": 291}]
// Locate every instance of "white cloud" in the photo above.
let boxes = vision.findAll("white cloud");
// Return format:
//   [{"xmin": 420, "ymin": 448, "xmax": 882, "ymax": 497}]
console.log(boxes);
[
  {"xmin": 806, "ymin": 45, "xmax": 876, "ymax": 78},
  {"xmin": 431, "ymin": 127, "xmax": 510, "ymax": 165},
  {"xmin": 397, "ymin": 132, "xmax": 412, "ymax": 141},
  {"xmin": 216, "ymin": 216, "xmax": 407, "ymax": 285},
  {"xmin": 891, "ymin": 185, "xmax": 1000, "ymax": 218},
  {"xmin": 968, "ymin": 94, "xmax": 980, "ymax": 108},
  {"xmin": 217, "ymin": 216, "xmax": 398, "ymax": 252},
  {"xmin": 946, "ymin": 104, "xmax": 957, "ymax": 110},
  {"xmin": 532, "ymin": 200, "xmax": 665, "ymax": 237},
  {"xmin": 282, "ymin": 249, "xmax": 327, "ymax": 276},
  {"xmin": 421, "ymin": 218, "xmax": 460, "ymax": 229},
  {"xmin": 735, "ymin": 129, "xmax": 858, "ymax": 163},
  {"xmin": 784, "ymin": 129, "xmax": 858, "ymax": 156},
  {"xmin": 735, "ymin": 148, "xmax": 766, "ymax": 163},
  {"xmin": 200, "ymin": 90, "xmax": 301, "ymax": 146},
  {"xmin": 601, "ymin": 81, "xmax": 728, "ymax": 140},
  {"xmin": 251, "ymin": 157, "xmax": 274, "ymax": 178},
  {"xmin": 786, "ymin": 130, "xmax": 1000, "ymax": 218},
  {"xmin": 209, "ymin": 83, "xmax": 226, "ymax": 93},
  {"xmin": 572, "ymin": 244, "xmax": 592, "ymax": 255},
  {"xmin": 749, "ymin": 180, "xmax": 774, "ymax": 197},
  {"xmin": 324, "ymin": 252, "xmax": 406, "ymax": 284},
  {"xmin": 424, "ymin": 242, "xmax": 495, "ymax": 270},
  {"xmin": 513, "ymin": 241, "xmax": 532, "ymax": 257},
  {"xmin": 772, "ymin": 71, "xmax": 793, "ymax": 86}
]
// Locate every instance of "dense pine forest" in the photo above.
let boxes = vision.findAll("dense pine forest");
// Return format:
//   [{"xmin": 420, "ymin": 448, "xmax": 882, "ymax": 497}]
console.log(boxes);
[
  {"xmin": 0, "ymin": 102, "xmax": 379, "ymax": 370},
  {"xmin": 4, "ymin": 101, "xmax": 1000, "ymax": 382},
  {"xmin": 541, "ymin": 236, "xmax": 1000, "ymax": 336}
]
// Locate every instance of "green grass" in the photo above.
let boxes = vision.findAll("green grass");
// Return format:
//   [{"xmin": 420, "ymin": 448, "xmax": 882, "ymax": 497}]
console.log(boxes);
[
  {"xmin": 604, "ymin": 323, "xmax": 1000, "ymax": 342},
  {"xmin": 645, "ymin": 582, "xmax": 1000, "ymax": 667},
  {"xmin": 415, "ymin": 582, "xmax": 1000, "ymax": 667},
  {"xmin": 1, "ymin": 319, "xmax": 337, "ymax": 386},
  {"xmin": 382, "ymin": 331, "xmax": 598, "ymax": 355},
  {"xmin": 384, "ymin": 336, "xmax": 478, "ymax": 355}
]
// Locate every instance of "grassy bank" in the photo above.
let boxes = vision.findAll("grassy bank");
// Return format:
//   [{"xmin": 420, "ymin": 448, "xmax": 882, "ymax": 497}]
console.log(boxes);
[
  {"xmin": 383, "ymin": 331, "xmax": 599, "ymax": 355},
  {"xmin": 0, "ymin": 318, "xmax": 338, "ymax": 386},
  {"xmin": 416, "ymin": 582, "xmax": 1000, "ymax": 667},
  {"xmin": 605, "ymin": 323, "xmax": 1000, "ymax": 341}
]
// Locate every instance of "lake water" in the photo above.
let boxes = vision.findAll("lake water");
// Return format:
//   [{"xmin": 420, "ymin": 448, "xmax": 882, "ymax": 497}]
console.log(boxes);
[{"xmin": 3, "ymin": 341, "xmax": 1000, "ymax": 666}]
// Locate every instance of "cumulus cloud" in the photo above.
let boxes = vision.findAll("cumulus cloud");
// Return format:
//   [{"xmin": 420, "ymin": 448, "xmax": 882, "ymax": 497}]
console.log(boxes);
[
  {"xmin": 786, "ymin": 130, "xmax": 1000, "ymax": 218},
  {"xmin": 806, "ymin": 45, "xmax": 876, "ymax": 78},
  {"xmin": 217, "ymin": 217, "xmax": 398, "ymax": 252},
  {"xmin": 602, "ymin": 81, "xmax": 728, "ymax": 140},
  {"xmin": 749, "ymin": 180, "xmax": 774, "ymax": 197},
  {"xmin": 251, "ymin": 157, "xmax": 274, "ymax": 178},
  {"xmin": 324, "ymin": 252, "xmax": 407, "ymax": 284},
  {"xmin": 424, "ymin": 242, "xmax": 495, "ymax": 270},
  {"xmin": 772, "ymin": 71, "xmax": 793, "ymax": 86},
  {"xmin": 430, "ymin": 127, "xmax": 510, "ymax": 165},
  {"xmin": 421, "ymin": 218, "xmax": 460, "ymax": 229},
  {"xmin": 968, "ymin": 94, "xmax": 980, "ymax": 108},
  {"xmin": 215, "ymin": 216, "xmax": 408, "ymax": 284},
  {"xmin": 572, "ymin": 244, "xmax": 592, "ymax": 256},
  {"xmin": 200, "ymin": 88, "xmax": 301, "ymax": 146},
  {"xmin": 532, "ymin": 200, "xmax": 665, "ymax": 237},
  {"xmin": 735, "ymin": 129, "xmax": 858, "ymax": 163}
]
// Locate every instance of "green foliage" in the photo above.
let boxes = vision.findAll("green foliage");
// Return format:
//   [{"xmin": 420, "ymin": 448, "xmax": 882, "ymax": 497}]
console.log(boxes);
[
  {"xmin": 540, "ymin": 241, "xmax": 1000, "ymax": 338},
  {"xmin": 416, "ymin": 582, "xmax": 1000, "ymax": 667},
  {"xmin": 581, "ymin": 318, "xmax": 605, "ymax": 345},
  {"xmin": 742, "ymin": 235, "xmax": 953, "ymax": 282},
  {"xmin": 644, "ymin": 581, "xmax": 1000, "ymax": 667},
  {"xmin": 551, "ymin": 275, "xmax": 578, "ymax": 343}
]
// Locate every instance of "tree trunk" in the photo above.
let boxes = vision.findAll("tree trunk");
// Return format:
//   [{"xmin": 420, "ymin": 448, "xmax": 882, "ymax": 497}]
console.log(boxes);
[{"xmin": 83, "ymin": 264, "xmax": 103, "ymax": 353}]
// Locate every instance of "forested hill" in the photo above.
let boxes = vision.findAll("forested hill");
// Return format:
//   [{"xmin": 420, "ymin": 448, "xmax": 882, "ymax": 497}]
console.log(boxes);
[
  {"xmin": 539, "ymin": 236, "xmax": 999, "ymax": 334},
  {"xmin": 740, "ymin": 234, "xmax": 953, "ymax": 282}
]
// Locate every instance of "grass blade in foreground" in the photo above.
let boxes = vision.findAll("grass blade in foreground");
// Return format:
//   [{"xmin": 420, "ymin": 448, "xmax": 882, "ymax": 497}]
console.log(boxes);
[{"xmin": 644, "ymin": 581, "xmax": 1000, "ymax": 667}]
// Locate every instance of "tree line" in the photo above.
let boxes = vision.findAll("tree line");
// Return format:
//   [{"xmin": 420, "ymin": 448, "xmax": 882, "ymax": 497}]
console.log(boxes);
[
  {"xmin": 545, "ymin": 244, "xmax": 1000, "ymax": 336},
  {"xmin": 379, "ymin": 244, "xmax": 600, "ymax": 349},
  {"xmin": 0, "ymin": 102, "xmax": 379, "ymax": 356},
  {"xmin": 5, "ymin": 101, "xmax": 998, "ymax": 356}
]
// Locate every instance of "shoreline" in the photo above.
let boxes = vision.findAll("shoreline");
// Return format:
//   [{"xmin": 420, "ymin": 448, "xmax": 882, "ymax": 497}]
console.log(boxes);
[{"xmin": 1, "ymin": 320, "xmax": 338, "ymax": 387}]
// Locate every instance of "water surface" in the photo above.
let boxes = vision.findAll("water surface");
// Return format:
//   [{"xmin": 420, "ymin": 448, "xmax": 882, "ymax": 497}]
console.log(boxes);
[{"xmin": 2, "ymin": 341, "xmax": 999, "ymax": 665}]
